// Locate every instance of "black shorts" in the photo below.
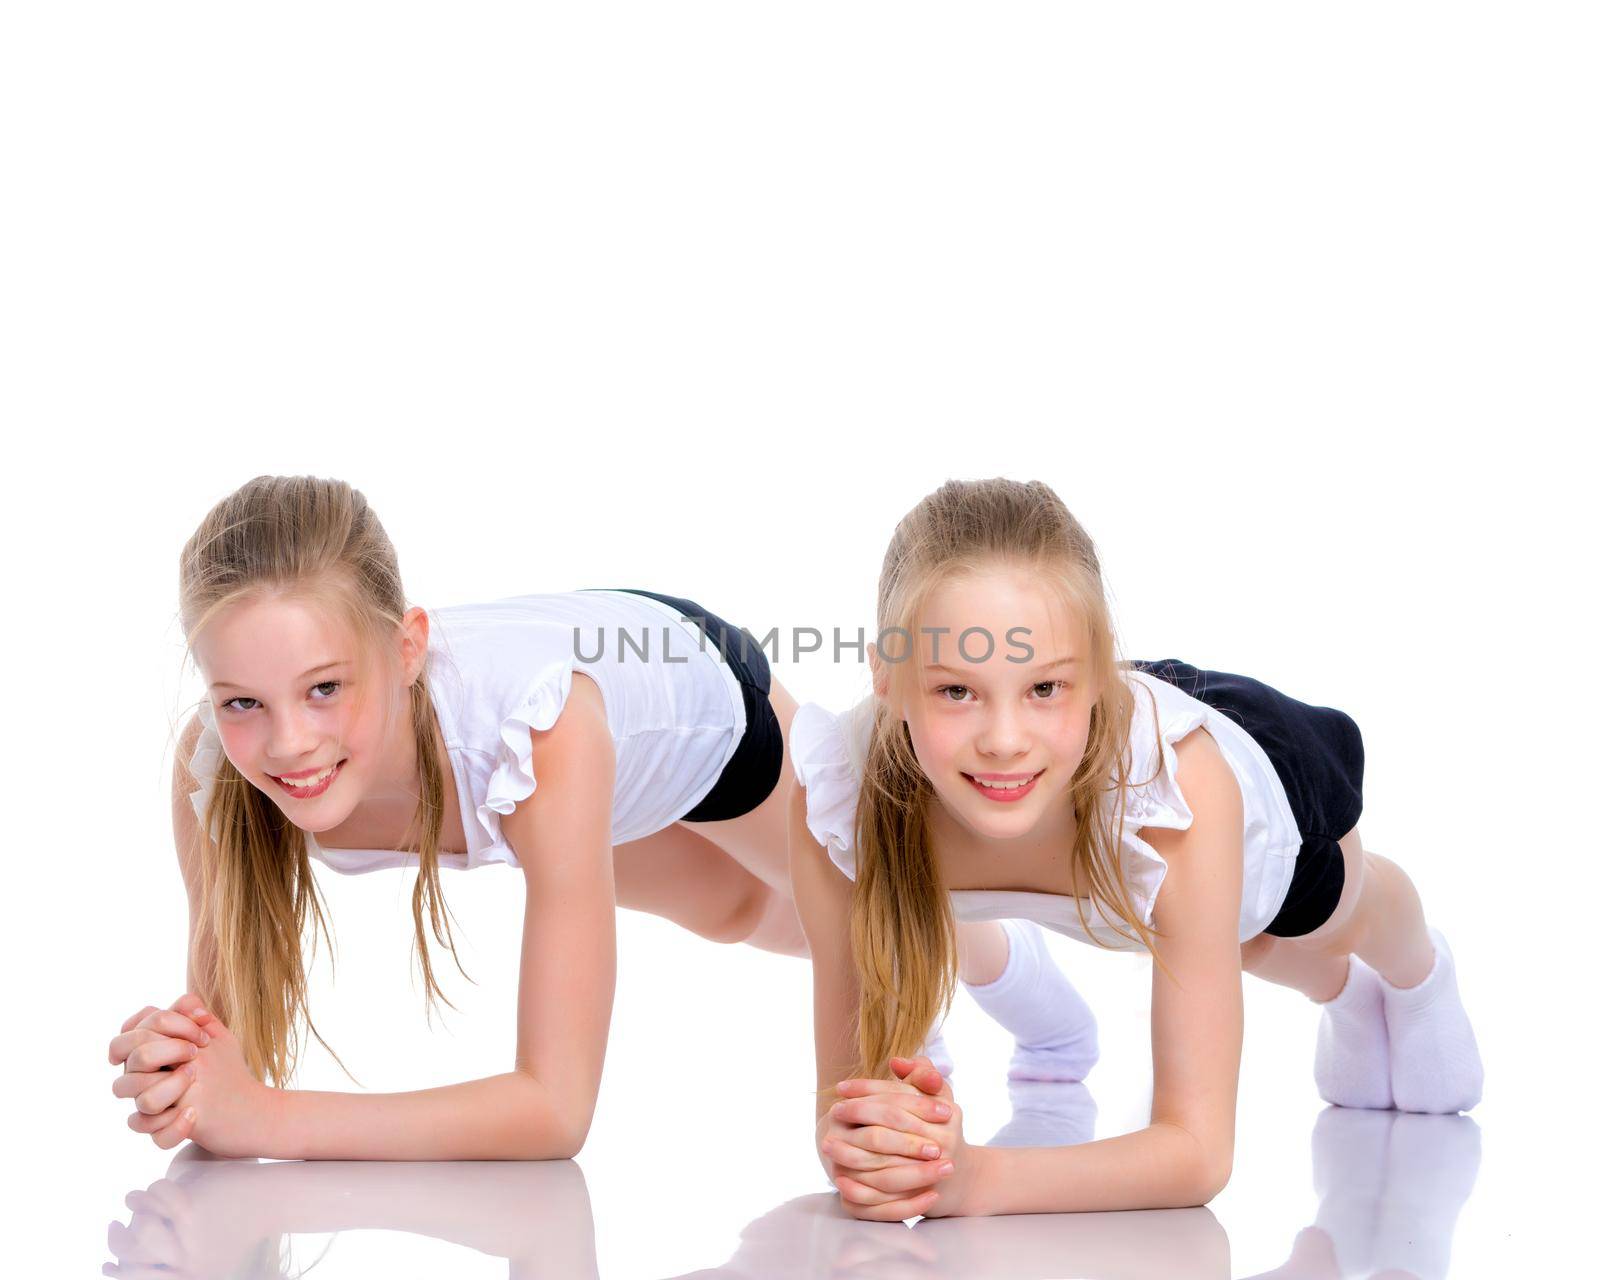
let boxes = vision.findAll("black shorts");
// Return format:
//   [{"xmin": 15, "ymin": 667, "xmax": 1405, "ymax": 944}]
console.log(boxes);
[
  {"xmin": 604, "ymin": 588, "xmax": 784, "ymax": 823},
  {"xmin": 1130, "ymin": 659, "xmax": 1366, "ymax": 938}
]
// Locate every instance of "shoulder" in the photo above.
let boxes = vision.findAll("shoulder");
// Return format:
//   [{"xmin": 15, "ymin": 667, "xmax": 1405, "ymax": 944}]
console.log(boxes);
[
  {"xmin": 1141, "ymin": 727, "xmax": 1242, "ymax": 855},
  {"xmin": 514, "ymin": 672, "xmax": 613, "ymax": 799},
  {"xmin": 498, "ymin": 672, "xmax": 615, "ymax": 861},
  {"xmin": 788, "ymin": 698, "xmax": 872, "ymax": 880},
  {"xmin": 1142, "ymin": 727, "xmax": 1245, "ymax": 938}
]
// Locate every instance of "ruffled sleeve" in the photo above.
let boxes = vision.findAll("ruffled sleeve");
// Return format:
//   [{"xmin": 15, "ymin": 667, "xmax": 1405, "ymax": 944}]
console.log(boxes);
[
  {"xmin": 1103, "ymin": 670, "xmax": 1212, "ymax": 925},
  {"xmin": 470, "ymin": 656, "xmax": 577, "ymax": 853},
  {"xmin": 185, "ymin": 701, "xmax": 224, "ymax": 838},
  {"xmin": 788, "ymin": 700, "xmax": 870, "ymax": 881}
]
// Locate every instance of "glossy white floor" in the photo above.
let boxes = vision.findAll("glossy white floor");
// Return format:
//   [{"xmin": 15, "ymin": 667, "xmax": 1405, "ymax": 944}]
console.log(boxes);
[
  {"xmin": 10, "ymin": 5, "xmax": 1593, "ymax": 1275},
  {"xmin": 68, "ymin": 891, "xmax": 1581, "ymax": 1278}
]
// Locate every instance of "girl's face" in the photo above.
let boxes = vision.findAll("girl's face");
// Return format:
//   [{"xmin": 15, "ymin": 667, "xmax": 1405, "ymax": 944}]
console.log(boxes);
[
  {"xmin": 885, "ymin": 564, "xmax": 1098, "ymax": 844},
  {"xmin": 192, "ymin": 593, "xmax": 424, "ymax": 833}
]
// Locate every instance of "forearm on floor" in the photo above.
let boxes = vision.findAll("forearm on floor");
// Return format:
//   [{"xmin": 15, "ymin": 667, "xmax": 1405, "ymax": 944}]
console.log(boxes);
[
  {"xmin": 971, "ymin": 1122, "xmax": 1227, "ymax": 1216},
  {"xmin": 260, "ymin": 1070, "xmax": 592, "ymax": 1161}
]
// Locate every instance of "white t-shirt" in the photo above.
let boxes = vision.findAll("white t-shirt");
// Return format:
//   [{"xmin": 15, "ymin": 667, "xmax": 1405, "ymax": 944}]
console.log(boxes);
[
  {"xmin": 789, "ymin": 667, "xmax": 1302, "ymax": 948},
  {"xmin": 187, "ymin": 590, "xmax": 747, "ymax": 873}
]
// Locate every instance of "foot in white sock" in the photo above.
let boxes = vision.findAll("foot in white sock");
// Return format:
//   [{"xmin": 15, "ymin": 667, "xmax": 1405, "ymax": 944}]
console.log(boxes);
[
  {"xmin": 964, "ymin": 920, "xmax": 1099, "ymax": 1083},
  {"xmin": 1381, "ymin": 928, "xmax": 1483, "ymax": 1114},
  {"xmin": 987, "ymin": 1081, "xmax": 1097, "ymax": 1148},
  {"xmin": 1313, "ymin": 955, "xmax": 1393, "ymax": 1110},
  {"xmin": 918, "ymin": 1026, "xmax": 954, "ymax": 1077}
]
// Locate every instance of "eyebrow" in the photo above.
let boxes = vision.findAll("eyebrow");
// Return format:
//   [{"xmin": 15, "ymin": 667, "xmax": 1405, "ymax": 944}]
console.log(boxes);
[
  {"xmin": 210, "ymin": 661, "xmax": 350, "ymax": 692},
  {"xmin": 926, "ymin": 656, "xmax": 1078, "ymax": 677}
]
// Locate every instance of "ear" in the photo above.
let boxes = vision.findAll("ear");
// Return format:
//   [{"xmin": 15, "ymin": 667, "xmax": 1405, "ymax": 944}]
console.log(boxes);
[{"xmin": 399, "ymin": 606, "xmax": 430, "ymax": 685}]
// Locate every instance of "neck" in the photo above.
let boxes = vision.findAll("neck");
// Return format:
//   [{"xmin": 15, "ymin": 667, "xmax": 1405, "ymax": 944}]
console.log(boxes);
[
  {"xmin": 927, "ymin": 792, "xmax": 1080, "ymax": 876},
  {"xmin": 321, "ymin": 708, "xmax": 439, "ymax": 851}
]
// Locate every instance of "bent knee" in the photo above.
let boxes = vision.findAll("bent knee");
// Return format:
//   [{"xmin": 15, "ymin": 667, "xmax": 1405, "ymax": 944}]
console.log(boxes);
[{"xmin": 699, "ymin": 879, "xmax": 775, "ymax": 946}]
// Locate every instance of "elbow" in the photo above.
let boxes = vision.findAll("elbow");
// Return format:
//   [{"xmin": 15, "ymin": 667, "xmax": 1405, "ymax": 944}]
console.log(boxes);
[
  {"xmin": 1159, "ymin": 1121, "xmax": 1232, "ymax": 1205},
  {"xmin": 1189, "ymin": 1150, "xmax": 1233, "ymax": 1205},
  {"xmin": 509, "ymin": 1074, "xmax": 594, "ymax": 1161},
  {"xmin": 551, "ymin": 1109, "xmax": 593, "ymax": 1161},
  {"xmin": 509, "ymin": 1115, "xmax": 587, "ymax": 1162},
  {"xmin": 525, "ymin": 1102, "xmax": 592, "ymax": 1161}
]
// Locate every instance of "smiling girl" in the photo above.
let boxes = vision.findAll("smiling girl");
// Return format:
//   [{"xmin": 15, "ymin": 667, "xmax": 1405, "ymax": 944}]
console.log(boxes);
[
  {"xmin": 791, "ymin": 478, "xmax": 1482, "ymax": 1219},
  {"xmin": 108, "ymin": 474, "xmax": 1095, "ymax": 1160}
]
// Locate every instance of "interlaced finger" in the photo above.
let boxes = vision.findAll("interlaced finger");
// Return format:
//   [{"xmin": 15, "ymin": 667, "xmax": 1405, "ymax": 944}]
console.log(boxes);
[
  {"xmin": 135, "ymin": 1009, "xmax": 210, "ymax": 1048},
  {"xmin": 119, "ymin": 1006, "xmax": 161, "ymax": 1034},
  {"xmin": 823, "ymin": 1134, "xmax": 934, "ymax": 1172},
  {"xmin": 132, "ymin": 1066, "xmax": 194, "ymax": 1116},
  {"xmin": 834, "ymin": 1122, "xmax": 942, "ymax": 1161},
  {"xmin": 830, "ymin": 1098, "xmax": 942, "ymax": 1140},
  {"xmin": 127, "ymin": 1107, "xmax": 182, "ymax": 1136},
  {"xmin": 152, "ymin": 1107, "xmax": 196, "ymax": 1151},
  {"xmin": 112, "ymin": 1072, "xmax": 172, "ymax": 1100},
  {"xmin": 849, "ymin": 1158, "xmax": 954, "ymax": 1197},
  {"xmin": 836, "ymin": 1176, "xmax": 941, "ymax": 1220},
  {"xmin": 124, "ymin": 1035, "xmax": 199, "ymax": 1075}
]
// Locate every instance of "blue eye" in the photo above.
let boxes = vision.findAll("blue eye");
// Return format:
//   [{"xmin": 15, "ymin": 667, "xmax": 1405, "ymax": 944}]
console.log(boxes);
[
  {"xmin": 220, "ymin": 697, "xmax": 259, "ymax": 713},
  {"xmin": 310, "ymin": 681, "xmax": 341, "ymax": 699}
]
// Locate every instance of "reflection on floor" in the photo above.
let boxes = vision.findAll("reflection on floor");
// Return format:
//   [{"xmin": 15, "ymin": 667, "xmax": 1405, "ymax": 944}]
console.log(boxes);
[{"xmin": 105, "ymin": 1083, "xmax": 1480, "ymax": 1279}]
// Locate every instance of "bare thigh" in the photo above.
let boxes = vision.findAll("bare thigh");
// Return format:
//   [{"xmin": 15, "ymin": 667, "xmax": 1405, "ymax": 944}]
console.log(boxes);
[
  {"xmin": 611, "ymin": 821, "xmax": 770, "ymax": 945},
  {"xmin": 1295, "ymin": 826, "xmax": 1369, "ymax": 948},
  {"xmin": 678, "ymin": 676, "xmax": 800, "ymax": 895},
  {"xmin": 1240, "ymin": 826, "xmax": 1366, "ymax": 973}
]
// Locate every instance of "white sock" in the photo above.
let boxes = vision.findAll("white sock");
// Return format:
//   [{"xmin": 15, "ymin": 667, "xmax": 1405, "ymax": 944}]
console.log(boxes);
[
  {"xmin": 987, "ymin": 1080, "xmax": 1097, "ymax": 1148},
  {"xmin": 918, "ymin": 1024, "xmax": 955, "ymax": 1077},
  {"xmin": 1381, "ymin": 928, "xmax": 1484, "ymax": 1114},
  {"xmin": 1313, "ymin": 954, "xmax": 1394, "ymax": 1110},
  {"xmin": 963, "ymin": 919, "xmax": 1099, "ymax": 1082}
]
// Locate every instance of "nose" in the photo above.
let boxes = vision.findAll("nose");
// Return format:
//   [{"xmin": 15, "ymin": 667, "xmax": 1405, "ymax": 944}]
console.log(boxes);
[
  {"xmin": 265, "ymin": 707, "xmax": 320, "ymax": 767},
  {"xmin": 975, "ymin": 701, "xmax": 1028, "ymax": 761}
]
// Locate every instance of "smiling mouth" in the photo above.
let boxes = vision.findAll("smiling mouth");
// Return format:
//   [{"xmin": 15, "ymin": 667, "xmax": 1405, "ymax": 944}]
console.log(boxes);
[
  {"xmin": 963, "ymin": 770, "xmax": 1043, "ymax": 802},
  {"xmin": 268, "ymin": 759, "xmax": 346, "ymax": 798}
]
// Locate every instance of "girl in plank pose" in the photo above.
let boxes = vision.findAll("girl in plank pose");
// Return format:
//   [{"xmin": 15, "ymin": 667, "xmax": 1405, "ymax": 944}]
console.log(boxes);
[{"xmin": 792, "ymin": 477, "xmax": 1481, "ymax": 1218}]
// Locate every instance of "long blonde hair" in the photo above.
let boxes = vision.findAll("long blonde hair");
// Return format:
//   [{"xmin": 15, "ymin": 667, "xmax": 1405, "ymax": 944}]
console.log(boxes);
[
  {"xmin": 178, "ymin": 475, "xmax": 462, "ymax": 1086},
  {"xmin": 851, "ymin": 477, "xmax": 1161, "ymax": 1078}
]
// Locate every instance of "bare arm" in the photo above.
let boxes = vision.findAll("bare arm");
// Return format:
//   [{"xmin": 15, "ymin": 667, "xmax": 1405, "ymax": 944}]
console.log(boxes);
[
  {"xmin": 964, "ymin": 727, "xmax": 1246, "ymax": 1214},
  {"xmin": 263, "ymin": 673, "xmax": 618, "ymax": 1160},
  {"xmin": 171, "ymin": 713, "xmax": 218, "ymax": 1002},
  {"xmin": 788, "ymin": 781, "xmax": 863, "ymax": 1160}
]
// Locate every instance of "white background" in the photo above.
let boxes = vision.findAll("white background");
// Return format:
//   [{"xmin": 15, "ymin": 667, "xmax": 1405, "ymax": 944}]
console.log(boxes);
[{"xmin": 3, "ymin": 3, "xmax": 1594, "ymax": 1276}]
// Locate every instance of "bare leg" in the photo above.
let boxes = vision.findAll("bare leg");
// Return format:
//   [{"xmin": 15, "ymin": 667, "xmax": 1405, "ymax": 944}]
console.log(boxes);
[
  {"xmin": 613, "ymin": 815, "xmax": 807, "ymax": 957},
  {"xmin": 1241, "ymin": 828, "xmax": 1434, "ymax": 997},
  {"xmin": 680, "ymin": 677, "xmax": 801, "ymax": 893},
  {"xmin": 957, "ymin": 919, "xmax": 1100, "ymax": 1082},
  {"xmin": 680, "ymin": 676, "xmax": 810, "ymax": 955},
  {"xmin": 956, "ymin": 921, "xmax": 1011, "ymax": 984},
  {"xmin": 1245, "ymin": 827, "xmax": 1481, "ymax": 1114}
]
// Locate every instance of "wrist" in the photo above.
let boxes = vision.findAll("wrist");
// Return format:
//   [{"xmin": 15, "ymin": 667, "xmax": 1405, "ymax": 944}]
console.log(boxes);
[
  {"xmin": 957, "ymin": 1143, "xmax": 1006, "ymax": 1217},
  {"xmin": 252, "ymin": 1082, "xmax": 296, "ymax": 1160}
]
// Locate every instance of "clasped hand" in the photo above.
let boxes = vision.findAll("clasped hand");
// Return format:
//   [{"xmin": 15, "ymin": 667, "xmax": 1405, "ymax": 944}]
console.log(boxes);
[
  {"xmin": 108, "ymin": 993, "xmax": 274, "ymax": 1156},
  {"xmin": 819, "ymin": 1055, "xmax": 985, "ymax": 1221}
]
